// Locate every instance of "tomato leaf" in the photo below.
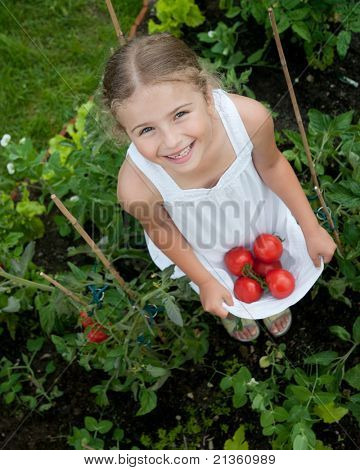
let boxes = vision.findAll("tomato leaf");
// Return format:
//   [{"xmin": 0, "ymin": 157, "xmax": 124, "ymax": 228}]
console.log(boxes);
[
  {"xmin": 163, "ymin": 295, "xmax": 183, "ymax": 327},
  {"xmin": 304, "ymin": 350, "xmax": 338, "ymax": 366},
  {"xmin": 344, "ymin": 364, "xmax": 360, "ymax": 390},
  {"xmin": 352, "ymin": 316, "xmax": 360, "ymax": 343},
  {"xmin": 136, "ymin": 388, "xmax": 157, "ymax": 416},
  {"xmin": 313, "ymin": 401, "xmax": 348, "ymax": 423},
  {"xmin": 329, "ymin": 325, "xmax": 352, "ymax": 342}
]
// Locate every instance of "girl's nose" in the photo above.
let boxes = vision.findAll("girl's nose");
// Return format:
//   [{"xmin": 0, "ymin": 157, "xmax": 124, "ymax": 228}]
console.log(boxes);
[{"xmin": 161, "ymin": 129, "xmax": 182, "ymax": 153}]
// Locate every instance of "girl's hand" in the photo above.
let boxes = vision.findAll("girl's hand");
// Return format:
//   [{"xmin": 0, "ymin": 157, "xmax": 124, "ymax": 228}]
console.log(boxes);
[
  {"xmin": 303, "ymin": 224, "xmax": 337, "ymax": 268},
  {"xmin": 198, "ymin": 277, "xmax": 234, "ymax": 319}
]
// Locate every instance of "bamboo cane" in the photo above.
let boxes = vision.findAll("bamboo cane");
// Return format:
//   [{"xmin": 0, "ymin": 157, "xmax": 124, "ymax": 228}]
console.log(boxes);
[
  {"xmin": 268, "ymin": 8, "xmax": 343, "ymax": 255},
  {"xmin": 129, "ymin": 0, "xmax": 149, "ymax": 39},
  {"xmin": 50, "ymin": 194, "xmax": 137, "ymax": 299},
  {"xmin": 105, "ymin": 0, "xmax": 126, "ymax": 45},
  {"xmin": 39, "ymin": 272, "xmax": 88, "ymax": 306}
]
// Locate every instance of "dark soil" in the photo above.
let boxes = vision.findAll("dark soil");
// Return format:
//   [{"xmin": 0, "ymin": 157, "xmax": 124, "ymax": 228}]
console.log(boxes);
[{"xmin": 1, "ymin": 5, "xmax": 360, "ymax": 451}]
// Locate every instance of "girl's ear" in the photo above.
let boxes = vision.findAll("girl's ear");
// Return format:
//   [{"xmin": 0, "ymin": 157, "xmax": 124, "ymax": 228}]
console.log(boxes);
[{"xmin": 204, "ymin": 84, "xmax": 216, "ymax": 117}]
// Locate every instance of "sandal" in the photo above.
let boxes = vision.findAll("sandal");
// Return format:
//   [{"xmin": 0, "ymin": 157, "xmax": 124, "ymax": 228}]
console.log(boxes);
[
  {"xmin": 262, "ymin": 309, "xmax": 292, "ymax": 337},
  {"xmin": 221, "ymin": 315, "xmax": 260, "ymax": 343}
]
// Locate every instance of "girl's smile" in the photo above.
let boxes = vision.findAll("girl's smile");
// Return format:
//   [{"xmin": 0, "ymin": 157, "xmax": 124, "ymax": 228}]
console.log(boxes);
[{"xmin": 116, "ymin": 81, "xmax": 216, "ymax": 173}]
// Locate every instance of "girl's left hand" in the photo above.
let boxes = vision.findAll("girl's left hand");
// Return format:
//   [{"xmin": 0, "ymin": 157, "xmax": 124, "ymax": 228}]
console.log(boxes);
[{"xmin": 304, "ymin": 225, "xmax": 337, "ymax": 268}]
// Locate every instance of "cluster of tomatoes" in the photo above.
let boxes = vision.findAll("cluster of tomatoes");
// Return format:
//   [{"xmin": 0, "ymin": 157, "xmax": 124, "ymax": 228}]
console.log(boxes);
[
  {"xmin": 79, "ymin": 311, "xmax": 109, "ymax": 343},
  {"xmin": 224, "ymin": 233, "xmax": 295, "ymax": 303}
]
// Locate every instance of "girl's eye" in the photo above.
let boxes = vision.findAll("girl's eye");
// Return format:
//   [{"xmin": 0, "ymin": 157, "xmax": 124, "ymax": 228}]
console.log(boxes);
[
  {"xmin": 139, "ymin": 127, "xmax": 153, "ymax": 136},
  {"xmin": 175, "ymin": 111, "xmax": 187, "ymax": 119}
]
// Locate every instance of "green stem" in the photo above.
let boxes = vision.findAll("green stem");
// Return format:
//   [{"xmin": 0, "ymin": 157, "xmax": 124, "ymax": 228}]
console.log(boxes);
[{"xmin": 0, "ymin": 270, "xmax": 54, "ymax": 292}]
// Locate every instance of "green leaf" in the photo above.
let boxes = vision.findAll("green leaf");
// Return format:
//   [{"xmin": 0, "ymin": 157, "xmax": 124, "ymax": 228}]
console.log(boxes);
[
  {"xmin": 329, "ymin": 325, "xmax": 352, "ymax": 342},
  {"xmin": 136, "ymin": 388, "xmax": 157, "ymax": 416},
  {"xmin": 145, "ymin": 365, "xmax": 168, "ymax": 378},
  {"xmin": 308, "ymin": 109, "xmax": 332, "ymax": 133},
  {"xmin": 67, "ymin": 262, "xmax": 87, "ymax": 281},
  {"xmin": 224, "ymin": 425, "xmax": 249, "ymax": 450},
  {"xmin": 26, "ymin": 337, "xmax": 45, "ymax": 352},
  {"xmin": 352, "ymin": 317, "xmax": 360, "ymax": 343},
  {"xmin": 220, "ymin": 376, "xmax": 233, "ymax": 391},
  {"xmin": 288, "ymin": 385, "xmax": 312, "ymax": 402},
  {"xmin": 163, "ymin": 295, "xmax": 183, "ymax": 327},
  {"xmin": 344, "ymin": 364, "xmax": 360, "ymax": 390},
  {"xmin": 292, "ymin": 22, "xmax": 311, "ymax": 42},
  {"xmin": 259, "ymin": 356, "xmax": 270, "ymax": 368},
  {"xmin": 84, "ymin": 416, "xmax": 98, "ymax": 432},
  {"xmin": 113, "ymin": 428, "xmax": 124, "ymax": 442},
  {"xmin": 304, "ymin": 350, "xmax": 338, "ymax": 366},
  {"xmin": 313, "ymin": 401, "xmax": 348, "ymax": 423},
  {"xmin": 293, "ymin": 434, "xmax": 309, "ymax": 450},
  {"xmin": 337, "ymin": 31, "xmax": 351, "ymax": 58},
  {"xmin": 97, "ymin": 420, "xmax": 113, "ymax": 434}
]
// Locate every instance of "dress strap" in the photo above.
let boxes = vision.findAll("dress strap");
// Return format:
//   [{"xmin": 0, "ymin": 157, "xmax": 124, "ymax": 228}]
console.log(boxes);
[
  {"xmin": 126, "ymin": 142, "xmax": 177, "ymax": 200},
  {"xmin": 212, "ymin": 89, "xmax": 253, "ymax": 159}
]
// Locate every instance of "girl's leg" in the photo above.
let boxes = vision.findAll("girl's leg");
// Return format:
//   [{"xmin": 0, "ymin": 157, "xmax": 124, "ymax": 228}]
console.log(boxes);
[{"xmin": 221, "ymin": 314, "xmax": 259, "ymax": 342}]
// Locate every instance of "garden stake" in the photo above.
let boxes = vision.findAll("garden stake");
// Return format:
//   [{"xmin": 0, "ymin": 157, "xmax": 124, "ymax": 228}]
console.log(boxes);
[
  {"xmin": 129, "ymin": 1, "xmax": 149, "ymax": 39},
  {"xmin": 39, "ymin": 272, "xmax": 88, "ymax": 306},
  {"xmin": 268, "ymin": 8, "xmax": 343, "ymax": 255},
  {"xmin": 105, "ymin": 0, "xmax": 126, "ymax": 45},
  {"xmin": 50, "ymin": 194, "xmax": 137, "ymax": 299}
]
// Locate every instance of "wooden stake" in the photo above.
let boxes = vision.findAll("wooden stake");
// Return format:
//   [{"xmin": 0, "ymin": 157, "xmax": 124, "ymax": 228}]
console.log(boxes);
[
  {"xmin": 105, "ymin": 0, "xmax": 126, "ymax": 45},
  {"xmin": 268, "ymin": 8, "xmax": 343, "ymax": 254},
  {"xmin": 40, "ymin": 272, "xmax": 88, "ymax": 306},
  {"xmin": 50, "ymin": 194, "xmax": 137, "ymax": 299},
  {"xmin": 129, "ymin": 0, "xmax": 149, "ymax": 39}
]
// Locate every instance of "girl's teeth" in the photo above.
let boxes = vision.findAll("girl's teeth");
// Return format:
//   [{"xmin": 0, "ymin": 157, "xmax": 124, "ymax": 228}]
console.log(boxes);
[{"xmin": 169, "ymin": 144, "xmax": 191, "ymax": 159}]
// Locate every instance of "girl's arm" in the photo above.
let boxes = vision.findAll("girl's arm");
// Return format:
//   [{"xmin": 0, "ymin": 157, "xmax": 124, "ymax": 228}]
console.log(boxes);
[
  {"xmin": 117, "ymin": 159, "xmax": 233, "ymax": 318},
  {"xmin": 232, "ymin": 95, "xmax": 337, "ymax": 267}
]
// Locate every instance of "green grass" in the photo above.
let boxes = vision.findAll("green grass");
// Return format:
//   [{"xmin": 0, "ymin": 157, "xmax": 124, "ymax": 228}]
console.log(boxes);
[{"xmin": 0, "ymin": 0, "xmax": 142, "ymax": 150}]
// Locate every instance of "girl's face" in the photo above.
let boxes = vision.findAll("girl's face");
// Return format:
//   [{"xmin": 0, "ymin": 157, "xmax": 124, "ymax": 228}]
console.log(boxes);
[{"xmin": 116, "ymin": 81, "xmax": 216, "ymax": 174}]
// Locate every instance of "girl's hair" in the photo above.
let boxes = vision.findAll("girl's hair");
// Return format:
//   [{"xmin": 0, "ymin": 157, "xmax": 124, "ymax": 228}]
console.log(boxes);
[{"xmin": 101, "ymin": 33, "xmax": 223, "ymax": 138}]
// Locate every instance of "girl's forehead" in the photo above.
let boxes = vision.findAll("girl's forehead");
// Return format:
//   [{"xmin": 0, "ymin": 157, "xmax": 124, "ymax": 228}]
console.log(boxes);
[{"xmin": 117, "ymin": 82, "xmax": 204, "ymax": 124}]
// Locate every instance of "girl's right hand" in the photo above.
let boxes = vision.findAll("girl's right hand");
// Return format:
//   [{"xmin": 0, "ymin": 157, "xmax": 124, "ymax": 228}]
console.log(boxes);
[{"xmin": 198, "ymin": 277, "xmax": 234, "ymax": 319}]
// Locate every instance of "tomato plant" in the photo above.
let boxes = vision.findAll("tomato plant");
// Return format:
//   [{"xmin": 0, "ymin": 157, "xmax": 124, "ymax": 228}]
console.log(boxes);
[
  {"xmin": 87, "ymin": 326, "xmax": 109, "ymax": 344},
  {"xmin": 224, "ymin": 247, "xmax": 254, "ymax": 276},
  {"xmin": 234, "ymin": 277, "xmax": 263, "ymax": 303},
  {"xmin": 253, "ymin": 234, "xmax": 283, "ymax": 263},
  {"xmin": 266, "ymin": 269, "xmax": 295, "ymax": 299}
]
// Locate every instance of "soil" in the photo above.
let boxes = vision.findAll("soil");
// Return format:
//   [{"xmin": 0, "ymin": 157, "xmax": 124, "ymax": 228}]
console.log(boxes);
[{"xmin": 1, "ymin": 6, "xmax": 360, "ymax": 450}]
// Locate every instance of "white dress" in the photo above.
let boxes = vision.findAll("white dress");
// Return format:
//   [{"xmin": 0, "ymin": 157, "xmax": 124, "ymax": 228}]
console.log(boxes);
[{"xmin": 126, "ymin": 88, "xmax": 324, "ymax": 320}]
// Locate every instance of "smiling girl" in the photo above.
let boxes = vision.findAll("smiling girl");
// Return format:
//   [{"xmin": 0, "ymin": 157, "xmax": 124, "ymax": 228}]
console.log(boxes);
[{"xmin": 101, "ymin": 33, "xmax": 336, "ymax": 342}]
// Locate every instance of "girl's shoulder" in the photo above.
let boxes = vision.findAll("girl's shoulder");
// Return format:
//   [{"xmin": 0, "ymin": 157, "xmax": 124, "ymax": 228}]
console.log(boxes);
[
  {"xmin": 225, "ymin": 93, "xmax": 272, "ymax": 137},
  {"xmin": 117, "ymin": 154, "xmax": 163, "ymax": 212}
]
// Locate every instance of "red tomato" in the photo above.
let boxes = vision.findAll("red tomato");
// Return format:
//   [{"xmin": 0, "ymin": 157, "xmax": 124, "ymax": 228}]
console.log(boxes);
[
  {"xmin": 253, "ymin": 234, "xmax": 283, "ymax": 263},
  {"xmin": 87, "ymin": 326, "xmax": 109, "ymax": 343},
  {"xmin": 253, "ymin": 259, "xmax": 282, "ymax": 278},
  {"xmin": 224, "ymin": 247, "xmax": 254, "ymax": 276},
  {"xmin": 234, "ymin": 277, "xmax": 263, "ymax": 303},
  {"xmin": 265, "ymin": 269, "xmax": 295, "ymax": 299},
  {"xmin": 79, "ymin": 311, "xmax": 94, "ymax": 328}
]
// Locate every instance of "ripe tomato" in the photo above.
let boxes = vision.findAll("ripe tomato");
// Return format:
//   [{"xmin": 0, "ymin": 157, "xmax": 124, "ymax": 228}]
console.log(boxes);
[
  {"xmin": 234, "ymin": 277, "xmax": 263, "ymax": 303},
  {"xmin": 87, "ymin": 326, "xmax": 109, "ymax": 343},
  {"xmin": 265, "ymin": 269, "xmax": 295, "ymax": 299},
  {"xmin": 224, "ymin": 247, "xmax": 254, "ymax": 276},
  {"xmin": 253, "ymin": 234, "xmax": 283, "ymax": 263},
  {"xmin": 79, "ymin": 311, "xmax": 94, "ymax": 328},
  {"xmin": 253, "ymin": 258, "xmax": 282, "ymax": 278}
]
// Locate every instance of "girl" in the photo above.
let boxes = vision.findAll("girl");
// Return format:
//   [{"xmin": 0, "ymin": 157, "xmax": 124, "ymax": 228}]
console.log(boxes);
[{"xmin": 101, "ymin": 33, "xmax": 337, "ymax": 342}]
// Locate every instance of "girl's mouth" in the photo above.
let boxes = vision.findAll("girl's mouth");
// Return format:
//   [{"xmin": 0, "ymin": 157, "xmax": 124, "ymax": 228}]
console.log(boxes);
[{"xmin": 165, "ymin": 141, "xmax": 195, "ymax": 164}]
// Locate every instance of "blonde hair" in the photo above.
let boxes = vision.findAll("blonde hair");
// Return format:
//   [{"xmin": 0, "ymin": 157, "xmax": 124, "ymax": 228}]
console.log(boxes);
[{"xmin": 101, "ymin": 33, "xmax": 224, "ymax": 139}]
